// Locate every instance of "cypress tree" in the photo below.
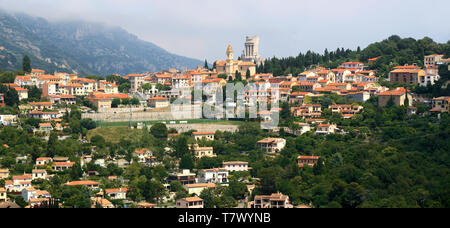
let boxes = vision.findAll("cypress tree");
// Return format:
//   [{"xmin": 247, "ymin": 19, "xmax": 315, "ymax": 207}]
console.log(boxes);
[
  {"xmin": 204, "ymin": 59, "xmax": 209, "ymax": 70},
  {"xmin": 22, "ymin": 55, "xmax": 31, "ymax": 73}
]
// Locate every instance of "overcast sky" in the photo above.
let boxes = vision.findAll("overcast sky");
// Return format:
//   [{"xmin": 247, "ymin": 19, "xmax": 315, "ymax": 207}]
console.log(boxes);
[{"xmin": 1, "ymin": 0, "xmax": 449, "ymax": 62}]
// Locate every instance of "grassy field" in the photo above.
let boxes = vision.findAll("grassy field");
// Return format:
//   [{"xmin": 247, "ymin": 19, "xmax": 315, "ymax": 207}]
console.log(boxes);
[
  {"xmin": 89, "ymin": 119, "xmax": 246, "ymax": 142},
  {"xmin": 87, "ymin": 126, "xmax": 145, "ymax": 143}
]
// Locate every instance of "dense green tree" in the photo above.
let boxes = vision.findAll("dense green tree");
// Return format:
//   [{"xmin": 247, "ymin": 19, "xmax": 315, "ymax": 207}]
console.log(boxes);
[
  {"xmin": 22, "ymin": 55, "xmax": 31, "ymax": 73},
  {"xmin": 150, "ymin": 123, "xmax": 168, "ymax": 139},
  {"xmin": 179, "ymin": 154, "xmax": 194, "ymax": 170}
]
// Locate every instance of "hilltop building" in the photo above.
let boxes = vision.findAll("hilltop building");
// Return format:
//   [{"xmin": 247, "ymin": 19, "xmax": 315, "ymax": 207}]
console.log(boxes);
[
  {"xmin": 215, "ymin": 45, "xmax": 256, "ymax": 80},
  {"xmin": 241, "ymin": 36, "xmax": 264, "ymax": 66}
]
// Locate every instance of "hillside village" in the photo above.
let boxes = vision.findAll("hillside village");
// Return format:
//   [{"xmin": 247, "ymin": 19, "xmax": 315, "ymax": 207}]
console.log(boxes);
[{"xmin": 0, "ymin": 37, "xmax": 449, "ymax": 208}]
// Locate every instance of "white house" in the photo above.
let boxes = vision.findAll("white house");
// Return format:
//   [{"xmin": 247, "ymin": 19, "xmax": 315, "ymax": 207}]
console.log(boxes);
[
  {"xmin": 31, "ymin": 169, "xmax": 47, "ymax": 180},
  {"xmin": 197, "ymin": 168, "xmax": 229, "ymax": 184},
  {"xmin": 22, "ymin": 187, "xmax": 51, "ymax": 201},
  {"xmin": 222, "ymin": 161, "xmax": 249, "ymax": 172},
  {"xmin": 105, "ymin": 188, "xmax": 128, "ymax": 200}
]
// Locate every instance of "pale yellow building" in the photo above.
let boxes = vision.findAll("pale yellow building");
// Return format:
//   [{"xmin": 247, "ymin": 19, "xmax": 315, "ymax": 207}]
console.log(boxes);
[
  {"xmin": 0, "ymin": 188, "xmax": 7, "ymax": 202},
  {"xmin": 189, "ymin": 144, "xmax": 216, "ymax": 159},
  {"xmin": 183, "ymin": 183, "xmax": 216, "ymax": 195},
  {"xmin": 192, "ymin": 132, "xmax": 215, "ymax": 141},
  {"xmin": 0, "ymin": 169, "xmax": 9, "ymax": 179},
  {"xmin": 215, "ymin": 45, "xmax": 256, "ymax": 80}
]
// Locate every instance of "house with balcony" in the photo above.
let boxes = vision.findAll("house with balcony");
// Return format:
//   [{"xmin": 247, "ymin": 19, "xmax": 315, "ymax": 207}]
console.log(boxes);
[
  {"xmin": 168, "ymin": 169, "xmax": 196, "ymax": 185},
  {"xmin": 52, "ymin": 162, "xmax": 75, "ymax": 172},
  {"xmin": 176, "ymin": 196, "xmax": 204, "ymax": 208},
  {"xmin": 431, "ymin": 96, "xmax": 450, "ymax": 113},
  {"xmin": 189, "ymin": 144, "xmax": 216, "ymax": 159},
  {"xmin": 192, "ymin": 132, "xmax": 215, "ymax": 141},
  {"xmin": 31, "ymin": 169, "xmax": 47, "ymax": 180},
  {"xmin": 105, "ymin": 188, "xmax": 128, "ymax": 200},
  {"xmin": 35, "ymin": 157, "xmax": 53, "ymax": 167},
  {"xmin": 222, "ymin": 161, "xmax": 249, "ymax": 172},
  {"xmin": 291, "ymin": 104, "xmax": 322, "ymax": 118},
  {"xmin": 197, "ymin": 168, "xmax": 229, "ymax": 184},
  {"xmin": 257, "ymin": 138, "xmax": 286, "ymax": 153},
  {"xmin": 250, "ymin": 193, "xmax": 293, "ymax": 208},
  {"xmin": 298, "ymin": 156, "xmax": 320, "ymax": 168},
  {"xmin": 315, "ymin": 124, "xmax": 337, "ymax": 135}
]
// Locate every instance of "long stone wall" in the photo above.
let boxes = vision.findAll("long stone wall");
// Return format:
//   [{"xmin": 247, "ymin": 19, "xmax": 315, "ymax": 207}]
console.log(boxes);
[
  {"xmin": 82, "ymin": 105, "xmax": 202, "ymax": 122},
  {"xmin": 159, "ymin": 123, "xmax": 239, "ymax": 133}
]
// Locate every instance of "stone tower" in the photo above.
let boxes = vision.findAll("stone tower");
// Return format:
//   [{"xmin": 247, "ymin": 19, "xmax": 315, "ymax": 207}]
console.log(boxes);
[
  {"xmin": 226, "ymin": 44, "xmax": 234, "ymax": 61},
  {"xmin": 241, "ymin": 36, "xmax": 263, "ymax": 65}
]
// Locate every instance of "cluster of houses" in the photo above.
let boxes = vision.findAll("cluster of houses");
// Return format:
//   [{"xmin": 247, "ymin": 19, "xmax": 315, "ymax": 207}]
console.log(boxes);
[{"xmin": 2, "ymin": 52, "xmax": 447, "ymax": 119}]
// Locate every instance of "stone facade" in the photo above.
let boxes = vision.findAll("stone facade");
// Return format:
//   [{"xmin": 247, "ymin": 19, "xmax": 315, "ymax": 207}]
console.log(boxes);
[{"xmin": 215, "ymin": 45, "xmax": 256, "ymax": 80}]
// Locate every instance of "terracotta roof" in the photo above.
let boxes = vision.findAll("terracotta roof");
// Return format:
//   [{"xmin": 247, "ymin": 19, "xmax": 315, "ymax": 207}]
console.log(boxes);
[
  {"xmin": 390, "ymin": 68, "xmax": 423, "ymax": 73},
  {"xmin": 148, "ymin": 96, "xmax": 169, "ymax": 100},
  {"xmin": 12, "ymin": 174, "xmax": 32, "ymax": 180},
  {"xmin": 53, "ymin": 162, "xmax": 75, "ymax": 166},
  {"xmin": 298, "ymin": 155, "xmax": 320, "ymax": 160},
  {"xmin": 184, "ymin": 183, "xmax": 216, "ymax": 188},
  {"xmin": 126, "ymin": 74, "xmax": 144, "ymax": 77},
  {"xmin": 378, "ymin": 88, "xmax": 407, "ymax": 96},
  {"xmin": 105, "ymin": 188, "xmax": 128, "ymax": 193},
  {"xmin": 29, "ymin": 111, "xmax": 59, "ymax": 115},
  {"xmin": 30, "ymin": 102, "xmax": 52, "ymax": 106},
  {"xmin": 14, "ymin": 87, "xmax": 28, "ymax": 92},
  {"xmin": 182, "ymin": 196, "xmax": 203, "ymax": 202},
  {"xmin": 65, "ymin": 180, "xmax": 99, "ymax": 186},
  {"xmin": 192, "ymin": 132, "xmax": 215, "ymax": 135},
  {"xmin": 32, "ymin": 169, "xmax": 46, "ymax": 173}
]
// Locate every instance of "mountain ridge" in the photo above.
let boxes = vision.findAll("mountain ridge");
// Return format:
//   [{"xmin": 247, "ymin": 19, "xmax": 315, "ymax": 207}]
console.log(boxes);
[{"xmin": 0, "ymin": 10, "xmax": 202, "ymax": 76}]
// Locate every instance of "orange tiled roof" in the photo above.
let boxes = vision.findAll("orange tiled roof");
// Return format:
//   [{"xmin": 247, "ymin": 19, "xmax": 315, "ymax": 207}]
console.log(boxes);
[
  {"xmin": 66, "ymin": 180, "xmax": 99, "ymax": 186},
  {"xmin": 192, "ymin": 132, "xmax": 215, "ymax": 135}
]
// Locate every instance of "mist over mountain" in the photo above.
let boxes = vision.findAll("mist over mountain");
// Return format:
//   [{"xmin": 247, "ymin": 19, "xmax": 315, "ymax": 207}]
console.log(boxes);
[{"xmin": 0, "ymin": 10, "xmax": 202, "ymax": 75}]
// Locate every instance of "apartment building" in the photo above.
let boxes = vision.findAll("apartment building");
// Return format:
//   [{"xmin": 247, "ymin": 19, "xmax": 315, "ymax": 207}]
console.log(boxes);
[
  {"xmin": 222, "ymin": 161, "xmax": 249, "ymax": 172},
  {"xmin": 389, "ymin": 65, "xmax": 424, "ymax": 85}
]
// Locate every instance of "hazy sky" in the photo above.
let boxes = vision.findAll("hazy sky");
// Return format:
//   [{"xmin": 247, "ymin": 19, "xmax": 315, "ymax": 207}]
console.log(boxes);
[{"xmin": 1, "ymin": 0, "xmax": 449, "ymax": 62}]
